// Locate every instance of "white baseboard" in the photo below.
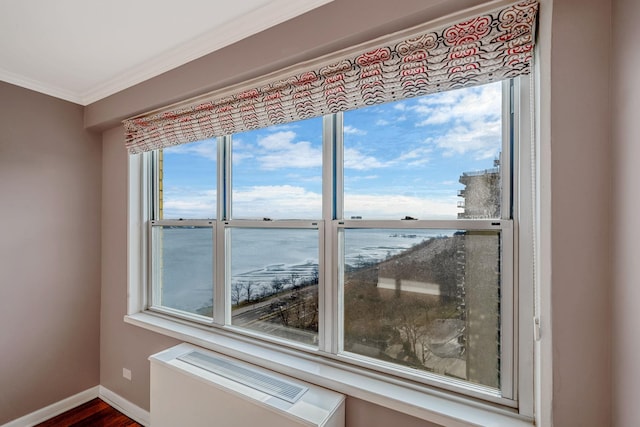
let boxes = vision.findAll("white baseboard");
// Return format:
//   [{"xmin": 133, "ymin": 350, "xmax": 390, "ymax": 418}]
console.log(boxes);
[
  {"xmin": 1, "ymin": 386, "xmax": 150, "ymax": 427},
  {"xmin": 99, "ymin": 386, "xmax": 150, "ymax": 426},
  {"xmin": 1, "ymin": 386, "xmax": 100, "ymax": 427}
]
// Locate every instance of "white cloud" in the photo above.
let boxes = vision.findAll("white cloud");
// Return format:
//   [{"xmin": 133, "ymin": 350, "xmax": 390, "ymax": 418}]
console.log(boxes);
[
  {"xmin": 414, "ymin": 82, "xmax": 501, "ymax": 127},
  {"xmin": 375, "ymin": 119, "xmax": 390, "ymax": 126},
  {"xmin": 397, "ymin": 83, "xmax": 503, "ymax": 160},
  {"xmin": 231, "ymin": 185, "xmax": 460, "ymax": 220},
  {"xmin": 233, "ymin": 185, "xmax": 322, "ymax": 219},
  {"xmin": 163, "ymin": 188, "xmax": 216, "ymax": 219},
  {"xmin": 232, "ymin": 152, "xmax": 254, "ymax": 163},
  {"xmin": 165, "ymin": 139, "xmax": 217, "ymax": 160},
  {"xmin": 253, "ymin": 131, "xmax": 322, "ymax": 170},
  {"xmin": 162, "ymin": 187, "xmax": 460, "ymax": 220},
  {"xmin": 344, "ymin": 147, "xmax": 388, "ymax": 170},
  {"xmin": 344, "ymin": 125, "xmax": 367, "ymax": 135},
  {"xmin": 394, "ymin": 146, "xmax": 433, "ymax": 166},
  {"xmin": 344, "ymin": 194, "xmax": 458, "ymax": 220},
  {"xmin": 429, "ymin": 118, "xmax": 501, "ymax": 160}
]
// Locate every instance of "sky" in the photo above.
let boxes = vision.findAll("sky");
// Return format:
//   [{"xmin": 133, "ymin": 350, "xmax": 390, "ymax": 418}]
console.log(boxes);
[{"xmin": 161, "ymin": 81, "xmax": 503, "ymax": 220}]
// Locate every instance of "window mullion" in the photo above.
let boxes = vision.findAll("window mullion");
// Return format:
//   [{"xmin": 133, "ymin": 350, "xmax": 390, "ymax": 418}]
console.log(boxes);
[
  {"xmin": 514, "ymin": 74, "xmax": 535, "ymax": 418},
  {"xmin": 321, "ymin": 114, "xmax": 340, "ymax": 354},
  {"xmin": 214, "ymin": 136, "xmax": 231, "ymax": 326},
  {"xmin": 220, "ymin": 135, "xmax": 231, "ymax": 221}
]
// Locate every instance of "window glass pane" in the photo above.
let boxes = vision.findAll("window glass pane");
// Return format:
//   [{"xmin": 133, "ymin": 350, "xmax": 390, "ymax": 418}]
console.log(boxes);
[
  {"xmin": 341, "ymin": 228, "xmax": 500, "ymax": 389},
  {"xmin": 343, "ymin": 82, "xmax": 503, "ymax": 220},
  {"xmin": 230, "ymin": 228, "xmax": 319, "ymax": 346},
  {"xmin": 160, "ymin": 138, "xmax": 217, "ymax": 219},
  {"xmin": 151, "ymin": 225, "xmax": 214, "ymax": 318},
  {"xmin": 231, "ymin": 118, "xmax": 323, "ymax": 219}
]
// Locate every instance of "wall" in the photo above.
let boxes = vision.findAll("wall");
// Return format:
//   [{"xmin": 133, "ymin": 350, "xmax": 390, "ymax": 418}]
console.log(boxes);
[
  {"xmin": 97, "ymin": 1, "xmax": 489, "ymax": 425},
  {"xmin": 101, "ymin": 93, "xmax": 440, "ymax": 427},
  {"xmin": 95, "ymin": 0, "xmax": 615, "ymax": 426},
  {"xmin": 547, "ymin": 0, "xmax": 612, "ymax": 425},
  {"xmin": 85, "ymin": 0, "xmax": 493, "ymax": 130},
  {"xmin": 612, "ymin": 0, "xmax": 640, "ymax": 425},
  {"xmin": 0, "ymin": 82, "xmax": 102, "ymax": 424},
  {"xmin": 100, "ymin": 126, "xmax": 183, "ymax": 409}
]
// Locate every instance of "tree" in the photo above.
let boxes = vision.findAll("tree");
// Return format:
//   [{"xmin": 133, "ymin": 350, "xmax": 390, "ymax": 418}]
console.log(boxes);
[
  {"xmin": 245, "ymin": 281, "xmax": 256, "ymax": 303},
  {"xmin": 271, "ymin": 277, "xmax": 285, "ymax": 294},
  {"xmin": 231, "ymin": 282, "xmax": 243, "ymax": 306}
]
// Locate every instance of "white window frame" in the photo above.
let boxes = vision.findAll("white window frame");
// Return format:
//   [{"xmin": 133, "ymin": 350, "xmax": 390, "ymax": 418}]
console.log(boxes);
[{"xmin": 125, "ymin": 76, "xmax": 534, "ymax": 425}]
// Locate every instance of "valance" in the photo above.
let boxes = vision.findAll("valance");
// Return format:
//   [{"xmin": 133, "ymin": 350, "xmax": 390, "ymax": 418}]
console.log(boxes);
[{"xmin": 124, "ymin": 0, "xmax": 538, "ymax": 154}]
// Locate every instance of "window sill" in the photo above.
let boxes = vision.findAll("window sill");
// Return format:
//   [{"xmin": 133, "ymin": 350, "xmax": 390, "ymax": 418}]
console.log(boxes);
[{"xmin": 125, "ymin": 312, "xmax": 533, "ymax": 427}]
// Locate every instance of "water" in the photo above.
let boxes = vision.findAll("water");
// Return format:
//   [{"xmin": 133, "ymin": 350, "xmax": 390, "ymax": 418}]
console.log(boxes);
[{"xmin": 158, "ymin": 227, "xmax": 449, "ymax": 311}]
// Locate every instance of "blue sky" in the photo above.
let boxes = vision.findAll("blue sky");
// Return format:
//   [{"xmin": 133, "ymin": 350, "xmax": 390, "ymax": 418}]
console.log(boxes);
[{"xmin": 161, "ymin": 81, "xmax": 502, "ymax": 220}]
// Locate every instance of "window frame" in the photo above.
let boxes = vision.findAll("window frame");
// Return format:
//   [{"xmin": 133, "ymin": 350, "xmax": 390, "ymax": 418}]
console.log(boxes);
[{"xmin": 127, "ymin": 76, "xmax": 534, "ymax": 418}]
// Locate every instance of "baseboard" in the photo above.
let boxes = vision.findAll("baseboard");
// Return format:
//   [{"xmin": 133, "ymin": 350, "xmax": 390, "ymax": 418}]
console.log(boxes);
[
  {"xmin": 1, "ymin": 386, "xmax": 100, "ymax": 427},
  {"xmin": 99, "ymin": 386, "xmax": 150, "ymax": 426},
  {"xmin": 1, "ymin": 386, "xmax": 150, "ymax": 427}
]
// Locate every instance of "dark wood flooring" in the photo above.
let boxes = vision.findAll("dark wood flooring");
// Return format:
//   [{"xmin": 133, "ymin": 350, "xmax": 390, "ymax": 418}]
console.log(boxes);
[{"xmin": 35, "ymin": 398, "xmax": 143, "ymax": 427}]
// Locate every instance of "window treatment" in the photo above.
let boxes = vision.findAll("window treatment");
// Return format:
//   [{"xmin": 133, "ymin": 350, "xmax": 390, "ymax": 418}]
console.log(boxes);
[{"xmin": 124, "ymin": 0, "xmax": 538, "ymax": 154}]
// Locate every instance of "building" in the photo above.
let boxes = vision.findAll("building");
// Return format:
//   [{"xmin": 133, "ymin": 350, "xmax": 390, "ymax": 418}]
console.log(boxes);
[
  {"xmin": 457, "ymin": 159, "xmax": 501, "ymax": 219},
  {"xmin": 0, "ymin": 0, "xmax": 635, "ymax": 426}
]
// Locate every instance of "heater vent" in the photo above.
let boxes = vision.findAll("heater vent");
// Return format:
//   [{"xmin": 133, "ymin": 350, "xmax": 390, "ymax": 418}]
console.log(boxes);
[{"xmin": 178, "ymin": 351, "xmax": 307, "ymax": 403}]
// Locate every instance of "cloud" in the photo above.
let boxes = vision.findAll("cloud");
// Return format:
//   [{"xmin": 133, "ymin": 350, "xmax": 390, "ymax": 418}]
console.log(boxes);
[
  {"xmin": 344, "ymin": 125, "xmax": 367, "ymax": 135},
  {"xmin": 344, "ymin": 193, "xmax": 459, "ymax": 220},
  {"xmin": 232, "ymin": 152, "xmax": 254, "ymax": 163},
  {"xmin": 429, "ymin": 118, "xmax": 501, "ymax": 159},
  {"xmin": 396, "ymin": 82, "xmax": 503, "ymax": 160},
  {"xmin": 163, "ymin": 184, "xmax": 460, "ymax": 220},
  {"xmin": 394, "ymin": 146, "xmax": 433, "ymax": 166},
  {"xmin": 165, "ymin": 138, "xmax": 217, "ymax": 160},
  {"xmin": 163, "ymin": 188, "xmax": 216, "ymax": 219},
  {"xmin": 250, "ymin": 131, "xmax": 323, "ymax": 170},
  {"xmin": 344, "ymin": 147, "xmax": 388, "ymax": 170},
  {"xmin": 232, "ymin": 185, "xmax": 322, "ymax": 219},
  {"xmin": 414, "ymin": 82, "xmax": 501, "ymax": 127}
]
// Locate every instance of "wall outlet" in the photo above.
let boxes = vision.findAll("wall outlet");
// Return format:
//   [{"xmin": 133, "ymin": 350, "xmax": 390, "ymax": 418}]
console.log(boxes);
[{"xmin": 123, "ymin": 368, "xmax": 132, "ymax": 381}]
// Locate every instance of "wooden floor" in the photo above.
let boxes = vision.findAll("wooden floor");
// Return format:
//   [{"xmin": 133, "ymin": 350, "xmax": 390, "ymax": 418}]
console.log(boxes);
[{"xmin": 35, "ymin": 398, "xmax": 142, "ymax": 427}]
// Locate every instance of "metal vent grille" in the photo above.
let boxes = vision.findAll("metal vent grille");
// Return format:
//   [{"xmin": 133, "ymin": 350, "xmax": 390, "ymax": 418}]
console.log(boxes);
[{"xmin": 177, "ymin": 351, "xmax": 308, "ymax": 403}]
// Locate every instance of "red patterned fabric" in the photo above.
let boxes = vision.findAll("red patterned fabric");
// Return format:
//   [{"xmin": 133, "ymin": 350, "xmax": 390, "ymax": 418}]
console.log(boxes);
[{"xmin": 124, "ymin": 0, "xmax": 538, "ymax": 154}]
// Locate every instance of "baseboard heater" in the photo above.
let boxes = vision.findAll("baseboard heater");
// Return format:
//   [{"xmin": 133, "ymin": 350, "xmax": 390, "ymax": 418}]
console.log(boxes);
[{"xmin": 149, "ymin": 343, "xmax": 345, "ymax": 427}]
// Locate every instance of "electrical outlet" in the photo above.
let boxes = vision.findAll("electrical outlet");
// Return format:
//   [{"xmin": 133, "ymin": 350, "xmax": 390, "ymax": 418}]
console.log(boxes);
[{"xmin": 123, "ymin": 368, "xmax": 132, "ymax": 381}]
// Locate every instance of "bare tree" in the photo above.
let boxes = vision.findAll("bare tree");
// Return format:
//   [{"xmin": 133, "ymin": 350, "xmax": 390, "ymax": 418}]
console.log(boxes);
[
  {"xmin": 231, "ymin": 282, "xmax": 244, "ymax": 307},
  {"xmin": 245, "ymin": 281, "xmax": 256, "ymax": 303},
  {"xmin": 271, "ymin": 277, "xmax": 285, "ymax": 294},
  {"xmin": 275, "ymin": 301, "xmax": 290, "ymax": 326}
]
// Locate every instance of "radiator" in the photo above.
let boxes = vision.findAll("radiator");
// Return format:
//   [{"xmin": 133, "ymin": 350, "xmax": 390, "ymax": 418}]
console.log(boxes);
[{"xmin": 149, "ymin": 343, "xmax": 345, "ymax": 427}]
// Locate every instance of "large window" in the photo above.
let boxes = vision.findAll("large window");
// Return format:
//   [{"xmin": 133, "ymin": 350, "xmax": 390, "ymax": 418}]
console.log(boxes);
[{"xmin": 143, "ymin": 79, "xmax": 530, "ymax": 404}]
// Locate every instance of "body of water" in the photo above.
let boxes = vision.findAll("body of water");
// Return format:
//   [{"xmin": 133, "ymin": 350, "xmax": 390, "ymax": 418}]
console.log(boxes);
[{"xmin": 157, "ymin": 227, "xmax": 449, "ymax": 311}]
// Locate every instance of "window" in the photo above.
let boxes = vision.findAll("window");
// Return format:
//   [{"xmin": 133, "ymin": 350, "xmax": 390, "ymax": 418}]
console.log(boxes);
[{"xmin": 139, "ymin": 78, "xmax": 532, "ymax": 407}]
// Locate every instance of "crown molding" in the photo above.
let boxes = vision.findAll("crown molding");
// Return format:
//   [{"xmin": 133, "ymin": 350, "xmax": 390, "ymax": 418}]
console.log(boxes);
[
  {"xmin": 1, "ymin": 0, "xmax": 332, "ymax": 106},
  {"xmin": 0, "ymin": 67, "xmax": 84, "ymax": 105}
]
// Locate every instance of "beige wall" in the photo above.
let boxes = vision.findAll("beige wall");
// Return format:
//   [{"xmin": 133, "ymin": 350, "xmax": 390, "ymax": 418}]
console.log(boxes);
[
  {"xmin": 98, "ymin": 3, "xmax": 456, "ymax": 425},
  {"xmin": 84, "ymin": 0, "xmax": 491, "ymax": 130},
  {"xmin": 0, "ymin": 82, "xmax": 102, "ymax": 424},
  {"xmin": 612, "ymin": 0, "xmax": 640, "ymax": 425},
  {"xmin": 547, "ymin": 0, "xmax": 612, "ymax": 425},
  {"xmin": 101, "ymin": 123, "xmax": 441, "ymax": 426},
  {"xmin": 0, "ymin": 0, "xmax": 625, "ymax": 425},
  {"xmin": 100, "ymin": 126, "xmax": 182, "ymax": 409},
  {"xmin": 97, "ymin": 0, "xmax": 616, "ymax": 425}
]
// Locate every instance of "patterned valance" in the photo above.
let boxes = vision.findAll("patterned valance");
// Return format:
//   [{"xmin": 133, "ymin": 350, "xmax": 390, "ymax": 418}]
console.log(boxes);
[{"xmin": 124, "ymin": 0, "xmax": 538, "ymax": 154}]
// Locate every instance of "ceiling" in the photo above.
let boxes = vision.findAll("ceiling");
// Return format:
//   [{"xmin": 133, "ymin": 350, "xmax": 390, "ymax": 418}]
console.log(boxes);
[{"xmin": 0, "ymin": 0, "xmax": 332, "ymax": 106}]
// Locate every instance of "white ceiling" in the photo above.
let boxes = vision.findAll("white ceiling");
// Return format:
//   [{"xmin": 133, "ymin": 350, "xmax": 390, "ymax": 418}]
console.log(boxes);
[{"xmin": 0, "ymin": 0, "xmax": 332, "ymax": 105}]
